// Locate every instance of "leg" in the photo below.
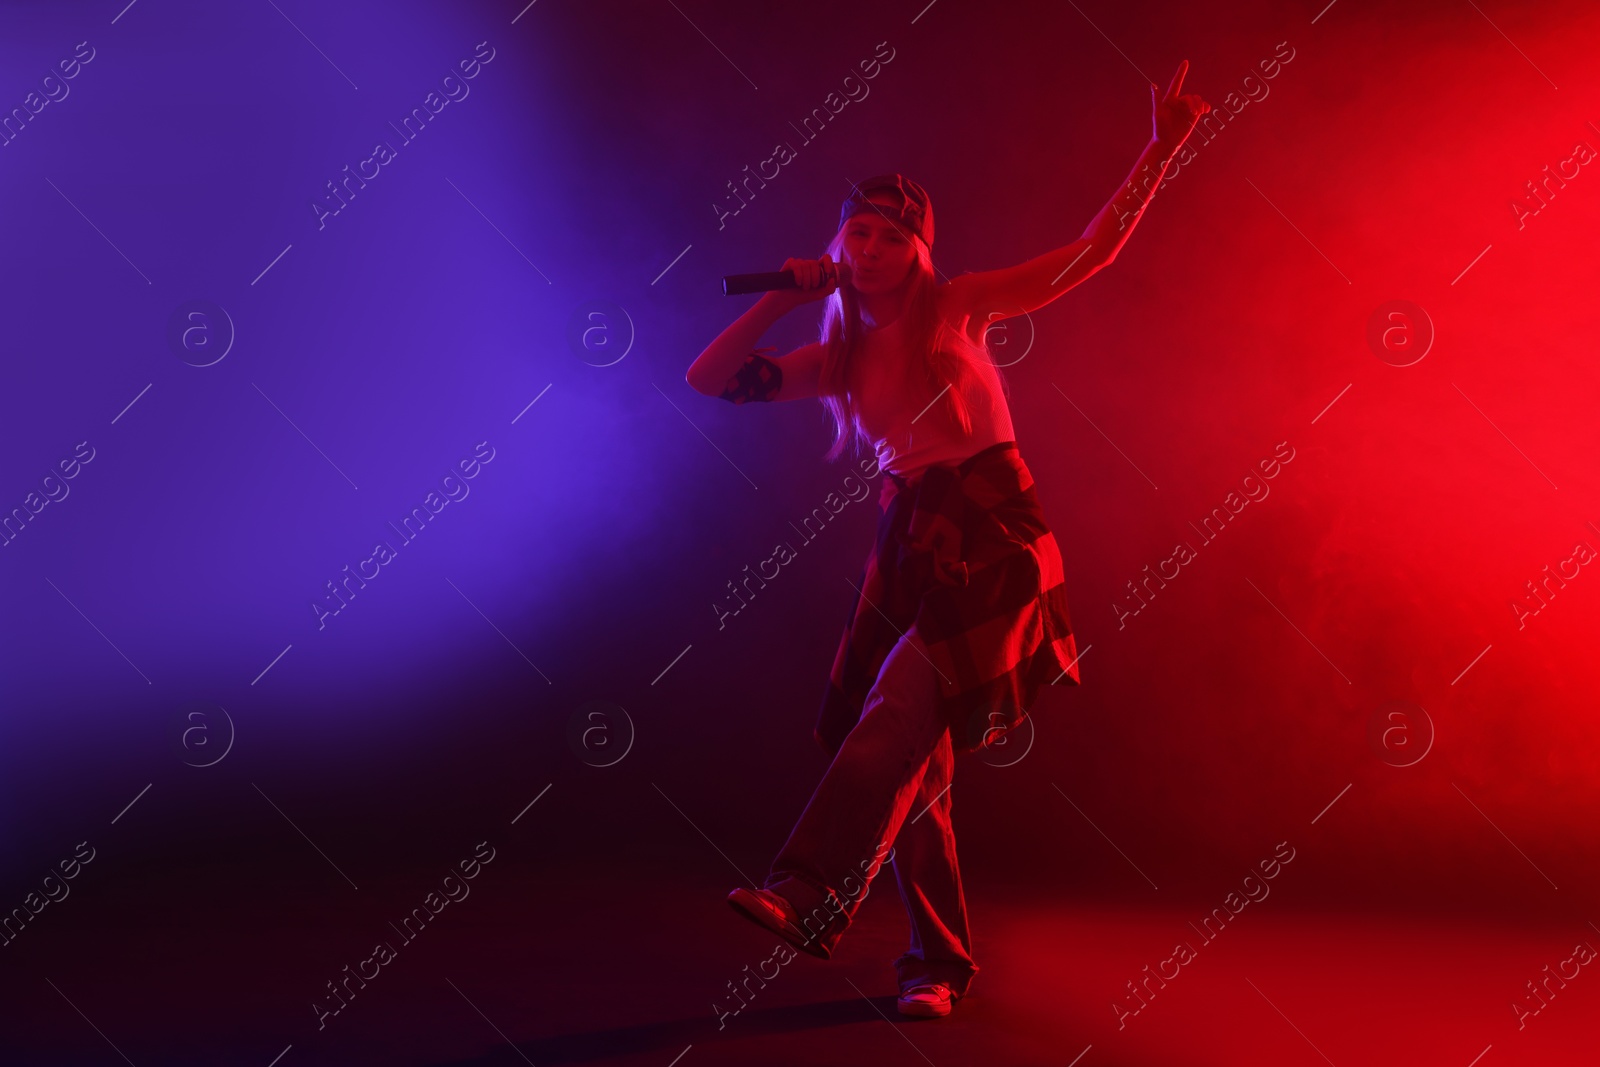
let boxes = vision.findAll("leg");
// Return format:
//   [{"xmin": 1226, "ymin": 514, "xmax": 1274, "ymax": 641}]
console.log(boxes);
[
  {"xmin": 890, "ymin": 728, "xmax": 980, "ymax": 998},
  {"xmin": 763, "ymin": 626, "xmax": 948, "ymax": 954}
]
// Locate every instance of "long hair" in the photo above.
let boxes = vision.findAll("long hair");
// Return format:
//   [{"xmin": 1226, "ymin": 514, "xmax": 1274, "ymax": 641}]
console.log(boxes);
[{"xmin": 815, "ymin": 227, "xmax": 1003, "ymax": 464}]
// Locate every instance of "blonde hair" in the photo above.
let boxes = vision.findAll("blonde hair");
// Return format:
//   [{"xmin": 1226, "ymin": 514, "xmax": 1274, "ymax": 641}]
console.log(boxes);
[{"xmin": 815, "ymin": 227, "xmax": 1003, "ymax": 464}]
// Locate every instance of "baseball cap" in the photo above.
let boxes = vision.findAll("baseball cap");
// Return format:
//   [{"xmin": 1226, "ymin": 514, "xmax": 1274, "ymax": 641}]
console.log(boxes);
[{"xmin": 839, "ymin": 173, "xmax": 934, "ymax": 248}]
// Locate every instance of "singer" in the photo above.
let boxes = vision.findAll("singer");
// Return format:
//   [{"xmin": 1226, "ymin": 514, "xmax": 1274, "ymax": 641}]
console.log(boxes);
[{"xmin": 686, "ymin": 62, "xmax": 1210, "ymax": 1019}]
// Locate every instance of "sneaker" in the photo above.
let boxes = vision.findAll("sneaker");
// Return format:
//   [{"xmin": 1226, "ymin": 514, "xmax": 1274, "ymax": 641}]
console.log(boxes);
[
  {"xmin": 727, "ymin": 887, "xmax": 833, "ymax": 960},
  {"xmin": 897, "ymin": 982, "xmax": 955, "ymax": 1018}
]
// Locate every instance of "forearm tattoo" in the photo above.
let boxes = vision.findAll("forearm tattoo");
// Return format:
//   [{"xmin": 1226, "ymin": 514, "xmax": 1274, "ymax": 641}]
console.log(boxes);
[{"xmin": 718, "ymin": 351, "xmax": 783, "ymax": 404}]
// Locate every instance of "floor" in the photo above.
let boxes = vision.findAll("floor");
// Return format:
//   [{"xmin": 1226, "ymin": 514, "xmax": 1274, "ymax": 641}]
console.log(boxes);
[{"xmin": 2, "ymin": 852, "xmax": 1592, "ymax": 1066}]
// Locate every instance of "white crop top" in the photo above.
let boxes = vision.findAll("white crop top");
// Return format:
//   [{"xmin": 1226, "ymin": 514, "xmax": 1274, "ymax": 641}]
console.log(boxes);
[{"xmin": 847, "ymin": 315, "xmax": 1016, "ymax": 479}]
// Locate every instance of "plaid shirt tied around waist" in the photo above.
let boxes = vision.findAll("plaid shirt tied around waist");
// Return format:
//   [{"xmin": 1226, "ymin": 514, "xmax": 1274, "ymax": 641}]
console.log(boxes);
[{"xmin": 815, "ymin": 440, "xmax": 1081, "ymax": 758}]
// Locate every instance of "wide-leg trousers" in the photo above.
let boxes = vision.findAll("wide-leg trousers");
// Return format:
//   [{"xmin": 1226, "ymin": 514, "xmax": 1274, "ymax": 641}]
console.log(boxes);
[{"xmin": 762, "ymin": 625, "xmax": 980, "ymax": 997}]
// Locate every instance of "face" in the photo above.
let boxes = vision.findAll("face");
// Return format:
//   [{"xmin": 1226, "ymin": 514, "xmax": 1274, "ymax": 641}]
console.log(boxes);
[{"xmin": 841, "ymin": 195, "xmax": 919, "ymax": 294}]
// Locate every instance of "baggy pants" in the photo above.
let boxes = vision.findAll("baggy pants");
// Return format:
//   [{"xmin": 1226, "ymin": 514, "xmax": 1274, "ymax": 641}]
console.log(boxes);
[{"xmin": 762, "ymin": 625, "xmax": 980, "ymax": 998}]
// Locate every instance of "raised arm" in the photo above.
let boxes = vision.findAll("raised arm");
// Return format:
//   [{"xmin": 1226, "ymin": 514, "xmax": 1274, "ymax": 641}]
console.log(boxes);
[{"xmin": 945, "ymin": 60, "xmax": 1211, "ymax": 321}]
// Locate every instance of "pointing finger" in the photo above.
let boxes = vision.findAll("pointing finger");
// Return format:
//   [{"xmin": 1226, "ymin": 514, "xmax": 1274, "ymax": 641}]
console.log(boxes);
[{"xmin": 1165, "ymin": 59, "xmax": 1188, "ymax": 100}]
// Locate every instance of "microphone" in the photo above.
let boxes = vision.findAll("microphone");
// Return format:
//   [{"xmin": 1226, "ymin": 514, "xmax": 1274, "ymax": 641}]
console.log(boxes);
[{"xmin": 722, "ymin": 263, "xmax": 851, "ymax": 296}]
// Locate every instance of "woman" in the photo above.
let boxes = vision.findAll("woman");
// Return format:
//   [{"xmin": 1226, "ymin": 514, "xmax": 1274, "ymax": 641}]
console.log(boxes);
[{"xmin": 686, "ymin": 62, "xmax": 1209, "ymax": 1019}]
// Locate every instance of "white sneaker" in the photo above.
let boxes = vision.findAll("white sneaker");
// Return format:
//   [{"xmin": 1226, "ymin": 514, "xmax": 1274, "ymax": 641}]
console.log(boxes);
[
  {"xmin": 726, "ymin": 887, "xmax": 834, "ymax": 960},
  {"xmin": 897, "ymin": 982, "xmax": 955, "ymax": 1017}
]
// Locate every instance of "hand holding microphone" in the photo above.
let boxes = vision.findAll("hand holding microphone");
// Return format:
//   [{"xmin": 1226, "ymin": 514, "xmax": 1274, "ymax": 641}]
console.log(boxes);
[{"xmin": 724, "ymin": 255, "xmax": 851, "ymax": 301}]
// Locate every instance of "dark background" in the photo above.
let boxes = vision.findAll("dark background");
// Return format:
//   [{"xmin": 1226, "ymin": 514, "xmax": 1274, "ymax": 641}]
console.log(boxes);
[{"xmin": 1, "ymin": 0, "xmax": 1596, "ymax": 1063}]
